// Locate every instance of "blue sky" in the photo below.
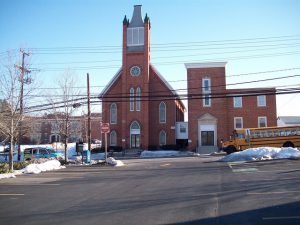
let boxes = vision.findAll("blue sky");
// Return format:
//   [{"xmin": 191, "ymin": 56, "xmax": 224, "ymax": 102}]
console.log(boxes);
[{"xmin": 1, "ymin": 0, "xmax": 300, "ymax": 116}]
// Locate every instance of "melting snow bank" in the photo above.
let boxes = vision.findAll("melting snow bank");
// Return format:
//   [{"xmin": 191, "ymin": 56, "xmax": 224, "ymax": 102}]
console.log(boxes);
[
  {"xmin": 220, "ymin": 147, "xmax": 300, "ymax": 162},
  {"xmin": 141, "ymin": 150, "xmax": 197, "ymax": 158},
  {"xmin": 107, "ymin": 157, "xmax": 124, "ymax": 167},
  {"xmin": 20, "ymin": 160, "xmax": 66, "ymax": 174},
  {"xmin": 0, "ymin": 160, "xmax": 65, "ymax": 179}
]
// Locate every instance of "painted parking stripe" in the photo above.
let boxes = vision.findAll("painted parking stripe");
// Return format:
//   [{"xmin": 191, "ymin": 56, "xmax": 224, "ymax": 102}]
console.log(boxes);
[
  {"xmin": 0, "ymin": 194, "xmax": 24, "ymax": 196},
  {"xmin": 263, "ymin": 216, "xmax": 300, "ymax": 220},
  {"xmin": 232, "ymin": 168, "xmax": 258, "ymax": 172},
  {"xmin": 247, "ymin": 190, "xmax": 300, "ymax": 194}
]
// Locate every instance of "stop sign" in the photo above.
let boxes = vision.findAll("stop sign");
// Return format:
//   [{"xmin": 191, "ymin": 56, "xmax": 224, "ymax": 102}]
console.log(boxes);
[{"xmin": 101, "ymin": 123, "xmax": 110, "ymax": 133}]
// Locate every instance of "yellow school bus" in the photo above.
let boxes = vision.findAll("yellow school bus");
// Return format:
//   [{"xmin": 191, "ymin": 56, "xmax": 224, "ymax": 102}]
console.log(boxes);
[{"xmin": 222, "ymin": 126, "xmax": 300, "ymax": 154}]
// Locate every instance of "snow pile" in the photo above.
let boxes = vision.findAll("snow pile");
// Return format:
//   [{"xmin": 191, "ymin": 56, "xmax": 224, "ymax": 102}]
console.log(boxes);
[
  {"xmin": 220, "ymin": 147, "xmax": 300, "ymax": 162},
  {"xmin": 0, "ymin": 159, "xmax": 65, "ymax": 179},
  {"xmin": 21, "ymin": 160, "xmax": 65, "ymax": 174},
  {"xmin": 0, "ymin": 173, "xmax": 16, "ymax": 179},
  {"xmin": 140, "ymin": 150, "xmax": 195, "ymax": 158},
  {"xmin": 106, "ymin": 157, "xmax": 124, "ymax": 167}
]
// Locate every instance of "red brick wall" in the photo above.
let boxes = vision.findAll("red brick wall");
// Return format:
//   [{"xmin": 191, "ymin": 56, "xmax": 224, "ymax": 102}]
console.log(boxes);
[
  {"xmin": 187, "ymin": 66, "xmax": 228, "ymax": 150},
  {"xmin": 226, "ymin": 88, "xmax": 277, "ymax": 139},
  {"xmin": 187, "ymin": 66, "xmax": 277, "ymax": 150}
]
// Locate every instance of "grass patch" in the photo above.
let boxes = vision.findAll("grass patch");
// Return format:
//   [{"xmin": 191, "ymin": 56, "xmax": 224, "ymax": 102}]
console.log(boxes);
[{"xmin": 0, "ymin": 161, "xmax": 31, "ymax": 174}]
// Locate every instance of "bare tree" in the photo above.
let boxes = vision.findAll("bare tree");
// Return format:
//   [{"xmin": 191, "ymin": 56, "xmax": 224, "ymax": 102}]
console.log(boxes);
[
  {"xmin": 48, "ymin": 70, "xmax": 81, "ymax": 164},
  {"xmin": 0, "ymin": 51, "xmax": 34, "ymax": 171}
]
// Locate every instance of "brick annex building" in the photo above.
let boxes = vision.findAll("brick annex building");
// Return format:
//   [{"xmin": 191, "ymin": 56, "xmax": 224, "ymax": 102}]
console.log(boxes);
[{"xmin": 100, "ymin": 5, "xmax": 277, "ymax": 153}]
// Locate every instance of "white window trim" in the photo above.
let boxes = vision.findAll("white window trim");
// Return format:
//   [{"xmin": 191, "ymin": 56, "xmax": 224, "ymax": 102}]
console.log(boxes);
[
  {"xmin": 202, "ymin": 78, "xmax": 211, "ymax": 93},
  {"xmin": 127, "ymin": 27, "xmax": 144, "ymax": 46},
  {"xmin": 234, "ymin": 96, "xmax": 242, "ymax": 108},
  {"xmin": 159, "ymin": 102, "xmax": 166, "ymax": 123},
  {"xmin": 203, "ymin": 94, "xmax": 211, "ymax": 107},
  {"xmin": 159, "ymin": 130, "xmax": 167, "ymax": 146},
  {"xmin": 258, "ymin": 116, "xmax": 267, "ymax": 128},
  {"xmin": 136, "ymin": 87, "xmax": 141, "ymax": 111},
  {"xmin": 257, "ymin": 95, "xmax": 266, "ymax": 107},
  {"xmin": 110, "ymin": 130, "xmax": 117, "ymax": 146},
  {"xmin": 130, "ymin": 88, "xmax": 134, "ymax": 111},
  {"xmin": 234, "ymin": 117, "xmax": 243, "ymax": 129},
  {"xmin": 110, "ymin": 103, "xmax": 117, "ymax": 124}
]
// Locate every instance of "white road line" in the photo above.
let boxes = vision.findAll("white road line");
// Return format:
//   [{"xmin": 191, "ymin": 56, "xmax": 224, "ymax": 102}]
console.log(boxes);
[
  {"xmin": 240, "ymin": 177, "xmax": 299, "ymax": 182},
  {"xmin": 0, "ymin": 194, "xmax": 24, "ymax": 196},
  {"xmin": 263, "ymin": 216, "xmax": 300, "ymax": 220},
  {"xmin": 232, "ymin": 168, "xmax": 258, "ymax": 172},
  {"xmin": 247, "ymin": 190, "xmax": 300, "ymax": 195},
  {"xmin": 1, "ymin": 183, "xmax": 60, "ymax": 186}
]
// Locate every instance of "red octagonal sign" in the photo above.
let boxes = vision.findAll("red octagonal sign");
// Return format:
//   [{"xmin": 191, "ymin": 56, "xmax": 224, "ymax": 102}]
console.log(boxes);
[{"xmin": 101, "ymin": 123, "xmax": 110, "ymax": 133}]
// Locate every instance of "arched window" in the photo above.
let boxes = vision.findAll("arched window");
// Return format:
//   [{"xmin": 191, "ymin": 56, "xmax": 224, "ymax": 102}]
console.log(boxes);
[
  {"xmin": 130, "ymin": 121, "xmax": 140, "ymax": 130},
  {"xmin": 159, "ymin": 102, "xmax": 166, "ymax": 123},
  {"xmin": 159, "ymin": 130, "xmax": 166, "ymax": 146},
  {"xmin": 130, "ymin": 88, "xmax": 134, "ymax": 111},
  {"xmin": 110, "ymin": 103, "xmax": 117, "ymax": 124},
  {"xmin": 136, "ymin": 87, "xmax": 141, "ymax": 111},
  {"xmin": 110, "ymin": 130, "xmax": 117, "ymax": 146}
]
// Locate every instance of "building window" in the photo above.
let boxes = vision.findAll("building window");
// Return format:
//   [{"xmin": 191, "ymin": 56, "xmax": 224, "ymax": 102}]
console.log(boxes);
[
  {"xmin": 202, "ymin": 78, "xmax": 211, "ymax": 92},
  {"xmin": 234, "ymin": 97, "xmax": 242, "ymax": 108},
  {"xmin": 180, "ymin": 124, "xmax": 186, "ymax": 133},
  {"xmin": 159, "ymin": 130, "xmax": 166, "ymax": 146},
  {"xmin": 258, "ymin": 117, "xmax": 267, "ymax": 128},
  {"xmin": 159, "ymin": 102, "xmax": 166, "ymax": 123},
  {"xmin": 130, "ymin": 88, "xmax": 134, "ymax": 111},
  {"xmin": 203, "ymin": 94, "xmax": 211, "ymax": 107},
  {"xmin": 136, "ymin": 87, "xmax": 141, "ymax": 111},
  {"xmin": 234, "ymin": 117, "xmax": 243, "ymax": 129},
  {"xmin": 110, "ymin": 103, "xmax": 117, "ymax": 124},
  {"xmin": 257, "ymin": 95, "xmax": 266, "ymax": 107},
  {"xmin": 110, "ymin": 130, "xmax": 117, "ymax": 146},
  {"xmin": 202, "ymin": 78, "xmax": 211, "ymax": 107},
  {"xmin": 127, "ymin": 27, "xmax": 144, "ymax": 46}
]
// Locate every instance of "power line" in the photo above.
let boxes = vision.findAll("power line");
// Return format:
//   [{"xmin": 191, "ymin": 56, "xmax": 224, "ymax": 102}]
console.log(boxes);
[{"xmin": 24, "ymin": 88, "xmax": 300, "ymax": 113}]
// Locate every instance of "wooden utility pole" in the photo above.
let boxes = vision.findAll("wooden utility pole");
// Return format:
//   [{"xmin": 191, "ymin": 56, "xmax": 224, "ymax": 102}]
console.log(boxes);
[
  {"xmin": 87, "ymin": 73, "xmax": 91, "ymax": 151},
  {"xmin": 16, "ymin": 49, "xmax": 30, "ymax": 161}
]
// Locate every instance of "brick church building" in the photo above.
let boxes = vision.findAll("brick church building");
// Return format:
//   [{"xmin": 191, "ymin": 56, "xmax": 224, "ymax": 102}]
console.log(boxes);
[
  {"xmin": 100, "ymin": 5, "xmax": 277, "ymax": 153},
  {"xmin": 99, "ymin": 5, "xmax": 185, "ymax": 150}
]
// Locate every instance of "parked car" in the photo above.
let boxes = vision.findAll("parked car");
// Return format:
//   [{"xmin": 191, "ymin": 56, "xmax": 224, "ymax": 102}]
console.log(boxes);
[{"xmin": 24, "ymin": 147, "xmax": 64, "ymax": 161}]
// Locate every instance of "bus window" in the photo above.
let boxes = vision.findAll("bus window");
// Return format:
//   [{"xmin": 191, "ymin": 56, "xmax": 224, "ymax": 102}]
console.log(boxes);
[
  {"xmin": 261, "ymin": 131, "xmax": 267, "ymax": 137},
  {"xmin": 286, "ymin": 130, "xmax": 292, "ymax": 136},
  {"xmin": 291, "ymin": 130, "xmax": 296, "ymax": 135},
  {"xmin": 267, "ymin": 131, "xmax": 273, "ymax": 137},
  {"xmin": 280, "ymin": 130, "xmax": 286, "ymax": 136},
  {"xmin": 237, "ymin": 133, "xmax": 245, "ymax": 139},
  {"xmin": 273, "ymin": 130, "xmax": 279, "ymax": 137},
  {"xmin": 297, "ymin": 129, "xmax": 300, "ymax": 135}
]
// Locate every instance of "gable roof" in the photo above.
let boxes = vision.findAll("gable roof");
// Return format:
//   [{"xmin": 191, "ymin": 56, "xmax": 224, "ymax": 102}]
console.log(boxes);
[
  {"xmin": 277, "ymin": 116, "xmax": 300, "ymax": 125},
  {"xmin": 98, "ymin": 68, "xmax": 122, "ymax": 98},
  {"xmin": 150, "ymin": 64, "xmax": 177, "ymax": 96},
  {"xmin": 150, "ymin": 64, "xmax": 186, "ymax": 110},
  {"xmin": 98, "ymin": 65, "xmax": 186, "ymax": 111}
]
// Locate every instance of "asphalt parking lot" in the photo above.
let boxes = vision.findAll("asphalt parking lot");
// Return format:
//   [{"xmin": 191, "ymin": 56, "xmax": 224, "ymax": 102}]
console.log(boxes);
[{"xmin": 0, "ymin": 156, "xmax": 299, "ymax": 225}]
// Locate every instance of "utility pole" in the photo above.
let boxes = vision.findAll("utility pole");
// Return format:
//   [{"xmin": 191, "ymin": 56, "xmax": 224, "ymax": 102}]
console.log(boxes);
[
  {"xmin": 87, "ymin": 73, "xmax": 91, "ymax": 152},
  {"xmin": 16, "ymin": 49, "xmax": 30, "ymax": 161}
]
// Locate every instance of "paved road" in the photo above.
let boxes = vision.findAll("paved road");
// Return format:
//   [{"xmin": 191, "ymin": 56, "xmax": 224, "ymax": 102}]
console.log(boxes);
[{"xmin": 0, "ymin": 156, "xmax": 300, "ymax": 225}]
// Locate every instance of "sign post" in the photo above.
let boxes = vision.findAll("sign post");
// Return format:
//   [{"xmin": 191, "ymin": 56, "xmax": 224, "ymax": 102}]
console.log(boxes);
[{"xmin": 101, "ymin": 123, "xmax": 110, "ymax": 163}]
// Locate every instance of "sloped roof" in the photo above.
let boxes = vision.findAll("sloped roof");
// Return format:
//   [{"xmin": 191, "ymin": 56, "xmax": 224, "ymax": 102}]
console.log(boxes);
[
  {"xmin": 277, "ymin": 116, "xmax": 300, "ymax": 124},
  {"xmin": 98, "ymin": 68, "xmax": 122, "ymax": 98},
  {"xmin": 98, "ymin": 64, "xmax": 186, "ymax": 111},
  {"xmin": 128, "ymin": 5, "xmax": 144, "ymax": 27},
  {"xmin": 150, "ymin": 64, "xmax": 186, "ymax": 110}
]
